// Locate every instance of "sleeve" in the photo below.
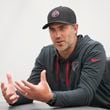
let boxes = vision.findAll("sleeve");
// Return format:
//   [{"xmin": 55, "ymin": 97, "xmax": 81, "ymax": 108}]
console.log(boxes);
[
  {"xmin": 10, "ymin": 47, "xmax": 46, "ymax": 106},
  {"xmin": 51, "ymin": 43, "xmax": 107, "ymax": 107}
]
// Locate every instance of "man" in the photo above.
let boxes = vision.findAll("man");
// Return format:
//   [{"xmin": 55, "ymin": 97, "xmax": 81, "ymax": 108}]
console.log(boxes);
[{"xmin": 1, "ymin": 6, "xmax": 110, "ymax": 109}]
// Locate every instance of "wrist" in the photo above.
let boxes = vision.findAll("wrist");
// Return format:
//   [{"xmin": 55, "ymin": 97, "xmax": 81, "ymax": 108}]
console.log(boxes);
[{"xmin": 47, "ymin": 93, "xmax": 56, "ymax": 106}]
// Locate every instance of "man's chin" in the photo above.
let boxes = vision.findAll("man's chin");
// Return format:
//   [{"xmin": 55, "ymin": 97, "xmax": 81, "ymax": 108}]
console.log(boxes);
[{"xmin": 56, "ymin": 47, "xmax": 66, "ymax": 52}]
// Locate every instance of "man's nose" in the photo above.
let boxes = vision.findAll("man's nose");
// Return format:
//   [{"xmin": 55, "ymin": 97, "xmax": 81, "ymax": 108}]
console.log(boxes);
[{"xmin": 56, "ymin": 31, "xmax": 61, "ymax": 38}]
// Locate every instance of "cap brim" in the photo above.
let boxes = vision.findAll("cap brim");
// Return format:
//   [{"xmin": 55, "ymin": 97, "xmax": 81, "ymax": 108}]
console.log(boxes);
[
  {"xmin": 42, "ymin": 21, "xmax": 72, "ymax": 29},
  {"xmin": 42, "ymin": 23, "xmax": 51, "ymax": 29}
]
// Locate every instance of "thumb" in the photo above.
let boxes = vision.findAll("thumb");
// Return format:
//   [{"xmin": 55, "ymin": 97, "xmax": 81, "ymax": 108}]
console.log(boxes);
[
  {"xmin": 7, "ymin": 73, "xmax": 14, "ymax": 84},
  {"xmin": 40, "ymin": 70, "xmax": 47, "ymax": 83}
]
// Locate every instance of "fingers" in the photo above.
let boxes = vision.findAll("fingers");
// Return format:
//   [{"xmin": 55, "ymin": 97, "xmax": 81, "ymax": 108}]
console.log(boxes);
[
  {"xmin": 11, "ymin": 98, "xmax": 19, "ymax": 104},
  {"xmin": 1, "ymin": 82, "xmax": 19, "ymax": 104},
  {"xmin": 9, "ymin": 94, "xmax": 19, "ymax": 101},
  {"xmin": 1, "ymin": 74, "xmax": 19, "ymax": 104},
  {"xmin": 15, "ymin": 81, "xmax": 30, "ymax": 95},
  {"xmin": 7, "ymin": 73, "xmax": 13, "ymax": 84},
  {"xmin": 21, "ymin": 80, "xmax": 35, "ymax": 89},
  {"xmin": 6, "ymin": 94, "xmax": 19, "ymax": 104},
  {"xmin": 40, "ymin": 70, "xmax": 47, "ymax": 83}
]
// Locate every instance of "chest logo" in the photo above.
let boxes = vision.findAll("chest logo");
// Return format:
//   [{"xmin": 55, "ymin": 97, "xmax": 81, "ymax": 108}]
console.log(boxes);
[{"xmin": 72, "ymin": 61, "xmax": 79, "ymax": 71}]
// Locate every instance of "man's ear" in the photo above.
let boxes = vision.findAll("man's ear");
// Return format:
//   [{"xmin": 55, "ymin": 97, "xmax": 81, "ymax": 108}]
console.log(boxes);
[{"xmin": 72, "ymin": 24, "xmax": 78, "ymax": 34}]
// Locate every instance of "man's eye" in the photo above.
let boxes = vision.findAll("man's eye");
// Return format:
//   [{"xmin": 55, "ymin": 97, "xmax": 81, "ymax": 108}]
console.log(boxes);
[
  {"xmin": 51, "ymin": 30, "xmax": 55, "ymax": 33},
  {"xmin": 50, "ymin": 29, "xmax": 55, "ymax": 32},
  {"xmin": 60, "ymin": 27, "xmax": 65, "ymax": 31}
]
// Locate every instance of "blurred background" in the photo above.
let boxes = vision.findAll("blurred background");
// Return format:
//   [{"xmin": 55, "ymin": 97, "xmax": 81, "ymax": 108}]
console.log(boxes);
[{"xmin": 0, "ymin": 0, "xmax": 110, "ymax": 101}]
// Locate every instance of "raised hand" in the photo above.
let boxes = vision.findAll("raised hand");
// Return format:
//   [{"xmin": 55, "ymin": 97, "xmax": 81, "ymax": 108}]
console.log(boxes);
[
  {"xmin": 1, "ymin": 73, "xmax": 19, "ymax": 104},
  {"xmin": 15, "ymin": 70, "xmax": 53, "ymax": 103}
]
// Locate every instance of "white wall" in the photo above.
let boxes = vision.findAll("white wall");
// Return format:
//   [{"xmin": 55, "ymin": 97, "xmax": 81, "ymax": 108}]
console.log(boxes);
[{"xmin": 0, "ymin": 0, "xmax": 110, "ymax": 102}]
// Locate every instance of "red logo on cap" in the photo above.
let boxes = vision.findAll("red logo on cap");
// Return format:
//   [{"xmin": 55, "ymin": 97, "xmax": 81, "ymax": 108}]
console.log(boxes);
[{"xmin": 51, "ymin": 10, "xmax": 60, "ymax": 17}]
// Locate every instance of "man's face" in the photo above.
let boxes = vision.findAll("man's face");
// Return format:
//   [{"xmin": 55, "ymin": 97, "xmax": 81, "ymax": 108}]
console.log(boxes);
[{"xmin": 49, "ymin": 23, "xmax": 78, "ymax": 52}]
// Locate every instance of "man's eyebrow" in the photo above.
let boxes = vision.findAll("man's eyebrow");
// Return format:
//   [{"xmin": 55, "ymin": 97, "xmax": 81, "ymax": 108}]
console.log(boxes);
[
  {"xmin": 49, "ymin": 27, "xmax": 55, "ymax": 30},
  {"xmin": 50, "ymin": 24, "xmax": 66, "ymax": 28}
]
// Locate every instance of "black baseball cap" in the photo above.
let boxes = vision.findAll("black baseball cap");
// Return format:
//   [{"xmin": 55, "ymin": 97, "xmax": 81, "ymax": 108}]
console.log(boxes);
[{"xmin": 42, "ymin": 6, "xmax": 77, "ymax": 29}]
